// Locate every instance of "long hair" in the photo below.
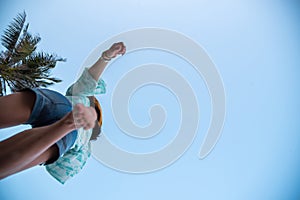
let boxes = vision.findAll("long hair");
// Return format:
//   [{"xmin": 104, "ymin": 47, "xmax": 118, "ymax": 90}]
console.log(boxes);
[{"xmin": 88, "ymin": 96, "xmax": 102, "ymax": 141}]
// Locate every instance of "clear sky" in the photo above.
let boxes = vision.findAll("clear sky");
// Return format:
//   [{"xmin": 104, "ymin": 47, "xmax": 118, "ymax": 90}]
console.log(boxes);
[{"xmin": 0, "ymin": 0, "xmax": 300, "ymax": 199}]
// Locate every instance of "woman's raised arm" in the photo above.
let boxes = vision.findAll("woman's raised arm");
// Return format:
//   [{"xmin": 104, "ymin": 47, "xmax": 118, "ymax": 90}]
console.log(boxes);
[{"xmin": 88, "ymin": 42, "xmax": 126, "ymax": 81}]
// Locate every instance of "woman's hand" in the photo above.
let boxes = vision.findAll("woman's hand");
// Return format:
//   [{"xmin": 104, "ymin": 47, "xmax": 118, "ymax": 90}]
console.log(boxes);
[
  {"xmin": 73, "ymin": 104, "xmax": 97, "ymax": 130},
  {"xmin": 102, "ymin": 42, "xmax": 126, "ymax": 60},
  {"xmin": 88, "ymin": 42, "xmax": 126, "ymax": 81}
]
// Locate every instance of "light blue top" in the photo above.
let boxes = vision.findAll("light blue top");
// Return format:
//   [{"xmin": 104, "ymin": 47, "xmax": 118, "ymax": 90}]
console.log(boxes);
[{"xmin": 45, "ymin": 68, "xmax": 106, "ymax": 184}]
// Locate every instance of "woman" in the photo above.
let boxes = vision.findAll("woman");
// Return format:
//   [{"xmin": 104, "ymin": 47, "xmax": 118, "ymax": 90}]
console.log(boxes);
[{"xmin": 0, "ymin": 42, "xmax": 126, "ymax": 184}]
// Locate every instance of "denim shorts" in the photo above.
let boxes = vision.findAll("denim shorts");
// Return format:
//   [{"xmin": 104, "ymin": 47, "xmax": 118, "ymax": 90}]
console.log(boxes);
[{"xmin": 24, "ymin": 88, "xmax": 78, "ymax": 163}]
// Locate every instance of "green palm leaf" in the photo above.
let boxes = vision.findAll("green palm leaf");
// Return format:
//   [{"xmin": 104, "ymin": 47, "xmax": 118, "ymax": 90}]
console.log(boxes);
[
  {"xmin": 0, "ymin": 11, "xmax": 65, "ymax": 96},
  {"xmin": 1, "ymin": 11, "xmax": 26, "ymax": 53}
]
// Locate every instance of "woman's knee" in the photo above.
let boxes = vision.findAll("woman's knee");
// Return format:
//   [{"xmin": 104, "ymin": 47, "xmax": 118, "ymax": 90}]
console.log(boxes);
[{"xmin": 0, "ymin": 91, "xmax": 36, "ymax": 128}]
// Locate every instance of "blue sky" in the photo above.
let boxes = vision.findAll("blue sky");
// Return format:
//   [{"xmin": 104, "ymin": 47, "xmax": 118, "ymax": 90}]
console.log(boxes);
[{"xmin": 0, "ymin": 0, "xmax": 300, "ymax": 199}]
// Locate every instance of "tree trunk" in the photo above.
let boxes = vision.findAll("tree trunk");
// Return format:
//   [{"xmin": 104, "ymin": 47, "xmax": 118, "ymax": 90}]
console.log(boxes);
[{"xmin": 0, "ymin": 78, "xmax": 3, "ymax": 96}]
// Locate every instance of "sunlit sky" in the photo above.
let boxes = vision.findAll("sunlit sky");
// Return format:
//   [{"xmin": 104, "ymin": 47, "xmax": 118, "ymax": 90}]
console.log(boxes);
[{"xmin": 1, "ymin": 0, "xmax": 300, "ymax": 200}]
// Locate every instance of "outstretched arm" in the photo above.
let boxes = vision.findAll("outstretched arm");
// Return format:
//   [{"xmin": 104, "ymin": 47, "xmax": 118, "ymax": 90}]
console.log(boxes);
[
  {"xmin": 65, "ymin": 42, "xmax": 126, "ymax": 96},
  {"xmin": 88, "ymin": 42, "xmax": 126, "ymax": 81}
]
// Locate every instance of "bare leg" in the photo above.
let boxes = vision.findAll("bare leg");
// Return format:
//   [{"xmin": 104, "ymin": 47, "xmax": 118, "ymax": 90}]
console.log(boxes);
[
  {"xmin": 0, "ymin": 104, "xmax": 96, "ymax": 179},
  {"xmin": 0, "ymin": 91, "xmax": 35, "ymax": 129},
  {"xmin": 2, "ymin": 145, "xmax": 59, "ymax": 179}
]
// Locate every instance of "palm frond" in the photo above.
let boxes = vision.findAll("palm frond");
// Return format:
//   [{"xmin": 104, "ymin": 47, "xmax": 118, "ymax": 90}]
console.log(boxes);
[
  {"xmin": 0, "ymin": 11, "xmax": 66, "ymax": 95},
  {"xmin": 25, "ymin": 52, "xmax": 66, "ymax": 69},
  {"xmin": 1, "ymin": 11, "xmax": 26, "ymax": 52},
  {"xmin": 9, "ymin": 32, "xmax": 41, "ymax": 66}
]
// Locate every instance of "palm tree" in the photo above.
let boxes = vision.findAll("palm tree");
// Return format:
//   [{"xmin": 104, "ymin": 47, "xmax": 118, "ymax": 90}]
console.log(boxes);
[{"xmin": 0, "ymin": 11, "xmax": 65, "ymax": 96}]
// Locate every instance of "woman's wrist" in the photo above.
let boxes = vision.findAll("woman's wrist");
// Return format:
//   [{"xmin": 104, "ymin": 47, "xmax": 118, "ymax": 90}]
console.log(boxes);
[
  {"xmin": 56, "ymin": 112, "xmax": 76, "ymax": 131},
  {"xmin": 100, "ymin": 51, "xmax": 112, "ymax": 62}
]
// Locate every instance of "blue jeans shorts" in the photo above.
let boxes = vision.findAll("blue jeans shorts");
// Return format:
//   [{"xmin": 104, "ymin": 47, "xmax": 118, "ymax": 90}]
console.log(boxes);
[{"xmin": 24, "ymin": 88, "xmax": 78, "ymax": 163}]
